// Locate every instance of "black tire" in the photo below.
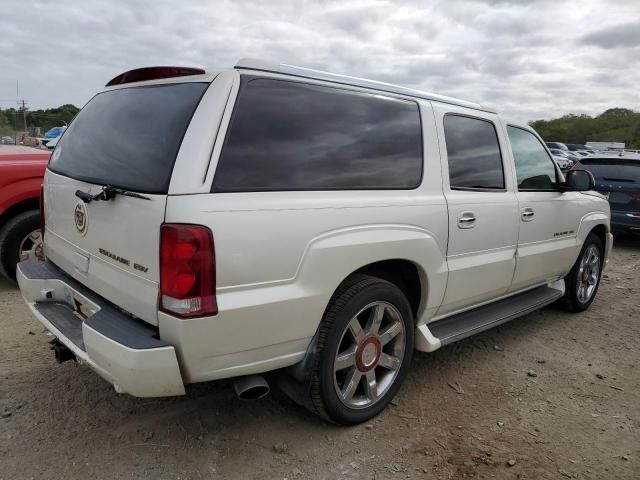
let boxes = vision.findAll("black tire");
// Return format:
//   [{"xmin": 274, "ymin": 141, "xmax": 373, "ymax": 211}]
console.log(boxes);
[
  {"xmin": 0, "ymin": 210, "xmax": 41, "ymax": 282},
  {"xmin": 562, "ymin": 233, "xmax": 604, "ymax": 312},
  {"xmin": 305, "ymin": 274, "xmax": 414, "ymax": 425}
]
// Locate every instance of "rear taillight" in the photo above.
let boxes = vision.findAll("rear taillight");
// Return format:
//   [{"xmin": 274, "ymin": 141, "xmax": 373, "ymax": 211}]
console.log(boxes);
[
  {"xmin": 39, "ymin": 185, "xmax": 45, "ymax": 238},
  {"xmin": 160, "ymin": 224, "xmax": 217, "ymax": 318}
]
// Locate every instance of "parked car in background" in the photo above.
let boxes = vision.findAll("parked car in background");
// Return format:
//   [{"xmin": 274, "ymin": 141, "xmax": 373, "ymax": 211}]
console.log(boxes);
[
  {"xmin": 552, "ymin": 154, "xmax": 572, "ymax": 170},
  {"xmin": 566, "ymin": 143, "xmax": 594, "ymax": 153},
  {"xmin": 546, "ymin": 141, "xmax": 569, "ymax": 151},
  {"xmin": 574, "ymin": 150, "xmax": 591, "ymax": 157},
  {"xmin": 0, "ymin": 145, "xmax": 50, "ymax": 281},
  {"xmin": 17, "ymin": 60, "xmax": 612, "ymax": 425},
  {"xmin": 549, "ymin": 148, "xmax": 577, "ymax": 168},
  {"xmin": 43, "ymin": 136, "xmax": 62, "ymax": 150},
  {"xmin": 573, "ymin": 152, "xmax": 640, "ymax": 235},
  {"xmin": 41, "ymin": 125, "xmax": 67, "ymax": 149},
  {"xmin": 552, "ymin": 148, "xmax": 581, "ymax": 161},
  {"xmin": 1, "ymin": 136, "xmax": 16, "ymax": 145}
]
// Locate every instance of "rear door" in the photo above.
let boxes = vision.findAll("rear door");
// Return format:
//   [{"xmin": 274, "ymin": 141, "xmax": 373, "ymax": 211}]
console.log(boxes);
[
  {"xmin": 506, "ymin": 125, "xmax": 582, "ymax": 292},
  {"xmin": 43, "ymin": 81, "xmax": 209, "ymax": 325},
  {"xmin": 433, "ymin": 105, "xmax": 519, "ymax": 316}
]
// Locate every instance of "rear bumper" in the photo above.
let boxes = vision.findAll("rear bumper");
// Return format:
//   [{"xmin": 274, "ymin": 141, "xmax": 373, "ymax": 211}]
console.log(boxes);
[{"xmin": 17, "ymin": 259, "xmax": 185, "ymax": 397}]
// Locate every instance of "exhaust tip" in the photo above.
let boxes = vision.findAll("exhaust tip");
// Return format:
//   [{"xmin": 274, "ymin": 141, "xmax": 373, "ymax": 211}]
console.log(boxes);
[
  {"xmin": 52, "ymin": 342, "xmax": 76, "ymax": 364},
  {"xmin": 233, "ymin": 375, "xmax": 270, "ymax": 400}
]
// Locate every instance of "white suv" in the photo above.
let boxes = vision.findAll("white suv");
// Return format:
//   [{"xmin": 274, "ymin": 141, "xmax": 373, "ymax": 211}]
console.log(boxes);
[{"xmin": 17, "ymin": 59, "xmax": 612, "ymax": 424}]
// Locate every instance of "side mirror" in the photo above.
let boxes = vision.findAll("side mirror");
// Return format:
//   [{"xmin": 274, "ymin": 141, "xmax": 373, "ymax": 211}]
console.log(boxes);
[{"xmin": 562, "ymin": 169, "xmax": 595, "ymax": 192}]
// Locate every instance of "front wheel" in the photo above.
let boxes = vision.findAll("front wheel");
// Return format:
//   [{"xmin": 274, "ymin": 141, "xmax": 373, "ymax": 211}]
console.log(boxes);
[
  {"xmin": 562, "ymin": 233, "xmax": 604, "ymax": 312},
  {"xmin": 306, "ymin": 275, "xmax": 414, "ymax": 425}
]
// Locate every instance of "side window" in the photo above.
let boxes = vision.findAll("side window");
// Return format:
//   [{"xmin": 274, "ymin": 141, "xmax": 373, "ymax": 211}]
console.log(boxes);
[
  {"xmin": 507, "ymin": 126, "xmax": 557, "ymax": 191},
  {"xmin": 443, "ymin": 115, "xmax": 505, "ymax": 190},
  {"xmin": 213, "ymin": 77, "xmax": 423, "ymax": 191}
]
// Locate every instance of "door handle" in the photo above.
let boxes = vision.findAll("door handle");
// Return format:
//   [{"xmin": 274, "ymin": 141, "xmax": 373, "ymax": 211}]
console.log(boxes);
[
  {"xmin": 458, "ymin": 211, "xmax": 476, "ymax": 229},
  {"xmin": 521, "ymin": 207, "xmax": 535, "ymax": 222}
]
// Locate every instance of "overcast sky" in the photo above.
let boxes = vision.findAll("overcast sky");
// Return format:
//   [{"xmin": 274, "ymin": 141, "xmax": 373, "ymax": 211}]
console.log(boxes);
[{"xmin": 1, "ymin": 0, "xmax": 638, "ymax": 122}]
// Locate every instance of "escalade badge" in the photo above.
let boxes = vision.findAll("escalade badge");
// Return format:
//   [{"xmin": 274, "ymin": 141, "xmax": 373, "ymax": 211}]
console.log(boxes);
[{"xmin": 74, "ymin": 201, "xmax": 88, "ymax": 236}]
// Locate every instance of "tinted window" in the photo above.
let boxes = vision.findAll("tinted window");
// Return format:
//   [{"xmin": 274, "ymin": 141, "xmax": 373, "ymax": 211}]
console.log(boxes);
[
  {"xmin": 508, "ymin": 126, "xmax": 557, "ymax": 191},
  {"xmin": 49, "ymin": 83, "xmax": 208, "ymax": 194},
  {"xmin": 213, "ymin": 77, "xmax": 423, "ymax": 191},
  {"xmin": 578, "ymin": 159, "xmax": 640, "ymax": 182},
  {"xmin": 444, "ymin": 115, "xmax": 504, "ymax": 189}
]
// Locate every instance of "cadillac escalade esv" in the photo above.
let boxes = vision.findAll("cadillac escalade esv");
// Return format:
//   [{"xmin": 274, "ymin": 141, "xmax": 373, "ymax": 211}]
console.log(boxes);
[{"xmin": 17, "ymin": 60, "xmax": 612, "ymax": 424}]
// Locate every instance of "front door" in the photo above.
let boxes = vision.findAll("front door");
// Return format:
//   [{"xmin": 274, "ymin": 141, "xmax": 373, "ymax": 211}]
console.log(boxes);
[
  {"xmin": 506, "ymin": 125, "xmax": 580, "ymax": 291},
  {"xmin": 434, "ymin": 106, "xmax": 519, "ymax": 316}
]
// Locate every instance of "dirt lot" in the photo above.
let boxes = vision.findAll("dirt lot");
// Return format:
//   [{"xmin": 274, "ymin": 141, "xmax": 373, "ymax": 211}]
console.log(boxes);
[{"xmin": 1, "ymin": 238, "xmax": 638, "ymax": 480}]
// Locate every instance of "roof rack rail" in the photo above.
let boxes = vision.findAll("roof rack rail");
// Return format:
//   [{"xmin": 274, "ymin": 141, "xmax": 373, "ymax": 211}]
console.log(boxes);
[
  {"xmin": 105, "ymin": 66, "xmax": 206, "ymax": 87},
  {"xmin": 235, "ymin": 58, "xmax": 493, "ymax": 113}
]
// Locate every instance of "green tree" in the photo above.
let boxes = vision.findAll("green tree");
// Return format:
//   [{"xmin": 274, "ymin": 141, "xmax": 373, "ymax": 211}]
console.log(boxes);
[{"xmin": 530, "ymin": 108, "xmax": 640, "ymax": 148}]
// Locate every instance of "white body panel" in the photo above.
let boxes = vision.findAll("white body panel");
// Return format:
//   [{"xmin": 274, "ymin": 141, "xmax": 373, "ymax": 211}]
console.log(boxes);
[
  {"xmin": 43, "ymin": 171, "xmax": 166, "ymax": 325},
  {"xmin": 23, "ymin": 64, "xmax": 612, "ymax": 395},
  {"xmin": 510, "ymin": 191, "xmax": 584, "ymax": 291}
]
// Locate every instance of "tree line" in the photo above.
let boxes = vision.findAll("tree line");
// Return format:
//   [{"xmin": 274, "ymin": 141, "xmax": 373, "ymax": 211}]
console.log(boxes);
[
  {"xmin": 0, "ymin": 104, "xmax": 80, "ymax": 137},
  {"xmin": 530, "ymin": 108, "xmax": 640, "ymax": 148},
  {"xmin": 2, "ymin": 103, "xmax": 639, "ymax": 149}
]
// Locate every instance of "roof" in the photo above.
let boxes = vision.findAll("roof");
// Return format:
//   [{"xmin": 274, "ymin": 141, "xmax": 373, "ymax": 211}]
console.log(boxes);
[{"xmin": 235, "ymin": 58, "xmax": 495, "ymax": 113}]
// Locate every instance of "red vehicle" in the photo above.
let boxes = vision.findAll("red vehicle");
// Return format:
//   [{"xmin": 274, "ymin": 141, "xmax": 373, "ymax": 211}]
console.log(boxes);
[{"xmin": 0, "ymin": 145, "xmax": 50, "ymax": 281}]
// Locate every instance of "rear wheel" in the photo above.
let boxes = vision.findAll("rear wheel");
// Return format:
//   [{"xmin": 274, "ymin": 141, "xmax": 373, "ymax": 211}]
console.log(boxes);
[
  {"xmin": 562, "ymin": 233, "xmax": 603, "ymax": 312},
  {"xmin": 305, "ymin": 275, "xmax": 414, "ymax": 424},
  {"xmin": 0, "ymin": 211, "xmax": 42, "ymax": 282}
]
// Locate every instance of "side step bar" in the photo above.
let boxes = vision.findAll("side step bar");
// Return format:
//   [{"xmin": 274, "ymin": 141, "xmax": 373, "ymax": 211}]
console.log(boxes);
[{"xmin": 428, "ymin": 284, "xmax": 564, "ymax": 346}]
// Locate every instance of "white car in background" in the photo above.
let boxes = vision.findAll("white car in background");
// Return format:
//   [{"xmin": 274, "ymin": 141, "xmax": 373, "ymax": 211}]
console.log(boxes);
[
  {"xmin": 17, "ymin": 60, "xmax": 612, "ymax": 425},
  {"xmin": 552, "ymin": 154, "xmax": 572, "ymax": 170}
]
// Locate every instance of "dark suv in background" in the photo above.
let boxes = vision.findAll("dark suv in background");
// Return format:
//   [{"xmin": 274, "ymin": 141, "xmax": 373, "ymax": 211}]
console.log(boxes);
[{"xmin": 573, "ymin": 152, "xmax": 640, "ymax": 235}]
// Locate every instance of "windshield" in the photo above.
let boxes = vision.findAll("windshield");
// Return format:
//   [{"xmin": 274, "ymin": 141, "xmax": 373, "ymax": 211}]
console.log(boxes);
[{"xmin": 49, "ymin": 82, "xmax": 208, "ymax": 194}]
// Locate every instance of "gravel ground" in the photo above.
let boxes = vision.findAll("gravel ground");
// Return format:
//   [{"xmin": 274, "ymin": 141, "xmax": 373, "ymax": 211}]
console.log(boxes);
[{"xmin": 1, "ymin": 237, "xmax": 638, "ymax": 479}]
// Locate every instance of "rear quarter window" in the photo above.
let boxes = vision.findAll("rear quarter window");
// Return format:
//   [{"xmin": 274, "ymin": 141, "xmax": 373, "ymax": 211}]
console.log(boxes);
[{"xmin": 212, "ymin": 77, "xmax": 423, "ymax": 192}]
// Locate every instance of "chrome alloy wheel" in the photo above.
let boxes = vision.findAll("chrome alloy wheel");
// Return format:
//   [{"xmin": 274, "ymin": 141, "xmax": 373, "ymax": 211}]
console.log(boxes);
[
  {"xmin": 333, "ymin": 301, "xmax": 405, "ymax": 409},
  {"xmin": 18, "ymin": 229, "xmax": 43, "ymax": 262},
  {"xmin": 576, "ymin": 244, "xmax": 600, "ymax": 303}
]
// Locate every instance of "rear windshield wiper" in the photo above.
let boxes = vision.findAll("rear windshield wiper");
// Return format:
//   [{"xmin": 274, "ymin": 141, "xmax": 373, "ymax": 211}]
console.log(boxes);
[{"xmin": 75, "ymin": 185, "xmax": 151, "ymax": 203}]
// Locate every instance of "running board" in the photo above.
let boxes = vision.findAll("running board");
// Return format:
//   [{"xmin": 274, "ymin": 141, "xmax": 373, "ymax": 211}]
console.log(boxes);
[{"xmin": 428, "ymin": 284, "xmax": 564, "ymax": 346}]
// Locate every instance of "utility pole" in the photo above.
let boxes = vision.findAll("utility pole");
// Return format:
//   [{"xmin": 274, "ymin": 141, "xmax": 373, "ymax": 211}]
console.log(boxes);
[{"xmin": 20, "ymin": 99, "xmax": 28, "ymax": 133}]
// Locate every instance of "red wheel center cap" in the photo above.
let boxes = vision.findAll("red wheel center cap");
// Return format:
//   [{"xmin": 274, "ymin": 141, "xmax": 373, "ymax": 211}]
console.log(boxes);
[{"xmin": 355, "ymin": 336, "xmax": 381, "ymax": 372}]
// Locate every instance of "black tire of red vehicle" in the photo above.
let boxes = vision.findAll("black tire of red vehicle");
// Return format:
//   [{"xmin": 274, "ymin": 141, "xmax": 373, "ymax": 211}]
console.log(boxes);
[
  {"xmin": 306, "ymin": 274, "xmax": 414, "ymax": 425},
  {"xmin": 0, "ymin": 210, "xmax": 41, "ymax": 282},
  {"xmin": 562, "ymin": 233, "xmax": 604, "ymax": 313}
]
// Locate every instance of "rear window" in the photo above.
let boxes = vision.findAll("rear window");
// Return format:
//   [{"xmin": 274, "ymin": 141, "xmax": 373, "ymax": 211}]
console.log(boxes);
[
  {"xmin": 49, "ymin": 82, "xmax": 208, "ymax": 194},
  {"xmin": 578, "ymin": 159, "xmax": 640, "ymax": 182},
  {"xmin": 212, "ymin": 77, "xmax": 423, "ymax": 192}
]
